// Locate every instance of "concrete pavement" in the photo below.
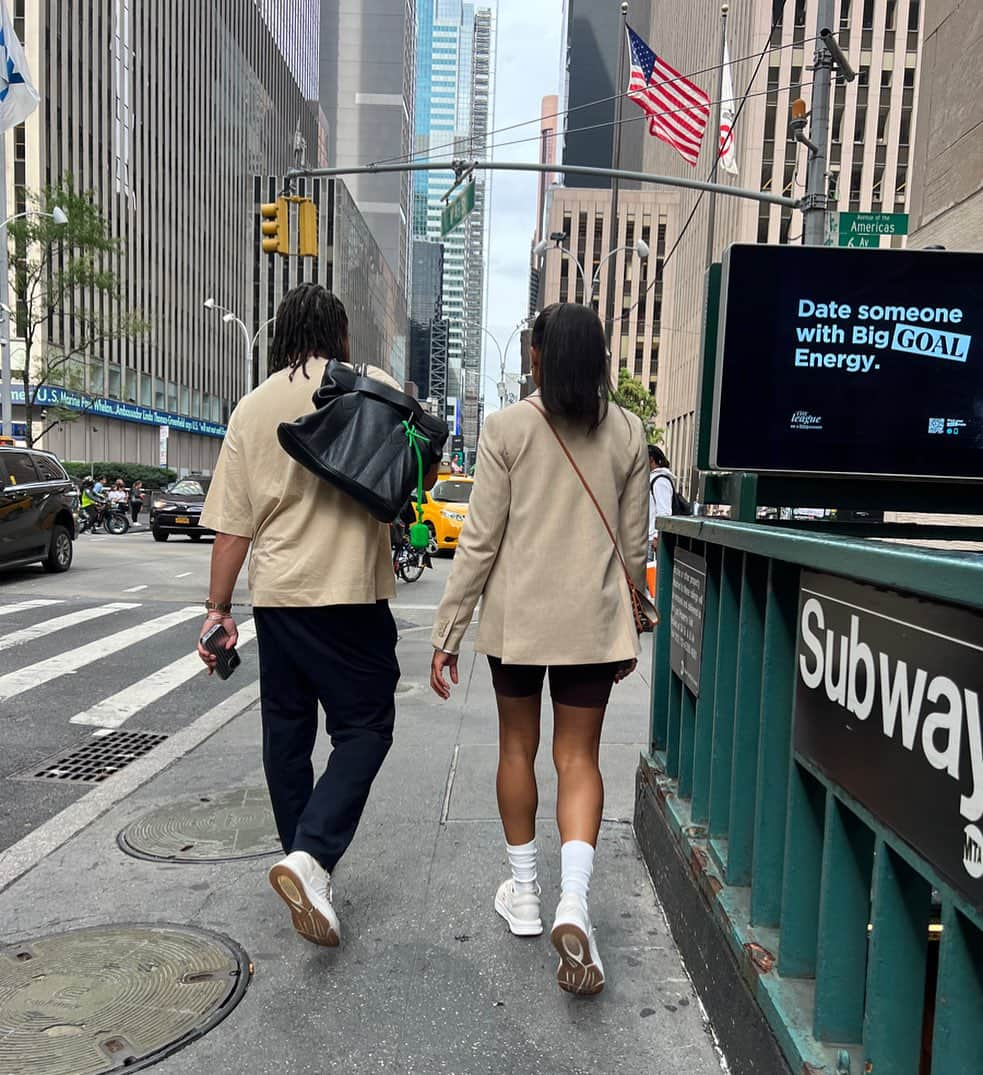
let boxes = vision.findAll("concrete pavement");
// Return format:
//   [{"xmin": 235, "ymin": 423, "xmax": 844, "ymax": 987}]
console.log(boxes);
[{"xmin": 0, "ymin": 608, "xmax": 727, "ymax": 1072}]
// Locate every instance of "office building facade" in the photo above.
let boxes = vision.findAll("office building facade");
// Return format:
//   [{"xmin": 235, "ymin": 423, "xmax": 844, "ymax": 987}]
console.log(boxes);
[
  {"xmin": 413, "ymin": 0, "xmax": 495, "ymax": 450},
  {"xmin": 250, "ymin": 176, "xmax": 408, "ymax": 387},
  {"xmin": 640, "ymin": 0, "xmax": 924, "ymax": 491},
  {"xmin": 319, "ymin": 0, "xmax": 416, "ymax": 290},
  {"xmin": 409, "ymin": 239, "xmax": 447, "ymax": 400},
  {"xmin": 538, "ymin": 188, "xmax": 678, "ymax": 394},
  {"xmin": 12, "ymin": 0, "xmax": 319, "ymax": 471},
  {"xmin": 907, "ymin": 0, "xmax": 982, "ymax": 249},
  {"xmin": 558, "ymin": 0, "xmax": 651, "ymax": 186},
  {"xmin": 528, "ymin": 94, "xmax": 560, "ymax": 316}
]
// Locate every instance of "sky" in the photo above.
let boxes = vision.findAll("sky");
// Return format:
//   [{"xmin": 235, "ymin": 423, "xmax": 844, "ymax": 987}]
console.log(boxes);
[{"xmin": 481, "ymin": 1, "xmax": 563, "ymax": 413}]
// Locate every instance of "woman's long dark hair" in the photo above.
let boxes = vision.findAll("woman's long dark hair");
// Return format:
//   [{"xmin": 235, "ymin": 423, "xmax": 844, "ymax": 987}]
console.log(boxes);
[
  {"xmin": 268, "ymin": 283, "xmax": 350, "ymax": 379},
  {"xmin": 532, "ymin": 302, "xmax": 609, "ymax": 432}
]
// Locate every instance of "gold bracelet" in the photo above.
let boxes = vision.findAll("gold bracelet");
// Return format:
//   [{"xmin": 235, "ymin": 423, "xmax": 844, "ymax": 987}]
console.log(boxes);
[{"xmin": 204, "ymin": 599, "xmax": 232, "ymax": 613}]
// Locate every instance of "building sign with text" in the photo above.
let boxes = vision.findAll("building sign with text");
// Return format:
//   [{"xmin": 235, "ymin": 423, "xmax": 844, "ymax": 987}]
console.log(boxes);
[
  {"xmin": 10, "ymin": 385, "xmax": 227, "ymax": 439},
  {"xmin": 794, "ymin": 571, "xmax": 983, "ymax": 912}
]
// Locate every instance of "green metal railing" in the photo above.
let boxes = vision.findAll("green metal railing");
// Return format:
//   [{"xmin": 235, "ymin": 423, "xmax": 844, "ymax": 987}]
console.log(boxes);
[{"xmin": 647, "ymin": 517, "xmax": 983, "ymax": 1075}]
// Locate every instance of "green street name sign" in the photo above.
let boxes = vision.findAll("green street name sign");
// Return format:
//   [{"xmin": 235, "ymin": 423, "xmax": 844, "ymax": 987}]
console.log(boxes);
[
  {"xmin": 440, "ymin": 182, "xmax": 475, "ymax": 237},
  {"xmin": 838, "ymin": 211, "xmax": 909, "ymax": 248}
]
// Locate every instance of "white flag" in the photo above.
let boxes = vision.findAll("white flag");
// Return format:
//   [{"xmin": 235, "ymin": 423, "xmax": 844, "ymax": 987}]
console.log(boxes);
[
  {"xmin": 0, "ymin": 2, "xmax": 38, "ymax": 132},
  {"xmin": 718, "ymin": 41, "xmax": 738, "ymax": 176}
]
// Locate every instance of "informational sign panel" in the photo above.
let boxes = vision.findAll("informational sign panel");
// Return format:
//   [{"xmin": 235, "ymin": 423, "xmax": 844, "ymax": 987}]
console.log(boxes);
[
  {"xmin": 794, "ymin": 571, "xmax": 983, "ymax": 912},
  {"xmin": 669, "ymin": 549, "xmax": 707, "ymax": 696},
  {"xmin": 158, "ymin": 425, "xmax": 169, "ymax": 467},
  {"xmin": 440, "ymin": 182, "xmax": 475, "ymax": 237},
  {"xmin": 711, "ymin": 245, "xmax": 983, "ymax": 480},
  {"xmin": 838, "ymin": 211, "xmax": 909, "ymax": 247}
]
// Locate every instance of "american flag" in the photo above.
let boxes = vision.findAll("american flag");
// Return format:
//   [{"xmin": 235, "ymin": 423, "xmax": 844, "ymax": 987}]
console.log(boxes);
[{"xmin": 626, "ymin": 25, "xmax": 710, "ymax": 168}]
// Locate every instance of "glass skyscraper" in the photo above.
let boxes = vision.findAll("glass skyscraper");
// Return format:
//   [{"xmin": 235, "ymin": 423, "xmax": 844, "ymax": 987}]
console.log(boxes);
[{"xmin": 413, "ymin": 0, "xmax": 495, "ymax": 449}]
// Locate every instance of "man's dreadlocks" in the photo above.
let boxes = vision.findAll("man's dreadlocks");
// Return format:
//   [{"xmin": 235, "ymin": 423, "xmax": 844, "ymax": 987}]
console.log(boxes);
[{"xmin": 268, "ymin": 283, "xmax": 350, "ymax": 379}]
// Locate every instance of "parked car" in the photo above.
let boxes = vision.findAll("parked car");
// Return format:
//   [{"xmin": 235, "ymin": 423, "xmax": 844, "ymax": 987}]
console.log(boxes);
[
  {"xmin": 413, "ymin": 477, "xmax": 473, "ymax": 552},
  {"xmin": 0, "ymin": 447, "xmax": 76, "ymax": 572},
  {"xmin": 149, "ymin": 477, "xmax": 214, "ymax": 542}
]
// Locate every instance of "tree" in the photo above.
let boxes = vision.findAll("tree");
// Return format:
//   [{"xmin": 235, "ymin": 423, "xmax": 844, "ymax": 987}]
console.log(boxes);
[
  {"xmin": 7, "ymin": 177, "xmax": 148, "ymax": 447},
  {"xmin": 612, "ymin": 367, "xmax": 662, "ymax": 445}
]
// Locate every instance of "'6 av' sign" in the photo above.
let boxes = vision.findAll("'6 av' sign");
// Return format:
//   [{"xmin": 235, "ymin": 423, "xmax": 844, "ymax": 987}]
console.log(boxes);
[{"xmin": 794, "ymin": 571, "xmax": 983, "ymax": 912}]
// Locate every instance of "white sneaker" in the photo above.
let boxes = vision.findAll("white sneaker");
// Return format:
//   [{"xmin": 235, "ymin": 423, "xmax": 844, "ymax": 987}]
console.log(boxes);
[
  {"xmin": 494, "ymin": 879, "xmax": 544, "ymax": 936},
  {"xmin": 268, "ymin": 850, "xmax": 341, "ymax": 947},
  {"xmin": 550, "ymin": 893, "xmax": 605, "ymax": 995}
]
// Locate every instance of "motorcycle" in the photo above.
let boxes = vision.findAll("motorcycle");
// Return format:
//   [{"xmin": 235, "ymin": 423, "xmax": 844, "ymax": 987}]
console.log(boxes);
[{"xmin": 78, "ymin": 500, "xmax": 130, "ymax": 535}]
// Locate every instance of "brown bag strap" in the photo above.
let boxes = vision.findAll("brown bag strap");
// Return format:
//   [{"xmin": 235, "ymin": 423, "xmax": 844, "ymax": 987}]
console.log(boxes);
[{"xmin": 525, "ymin": 399, "xmax": 633, "ymax": 580}]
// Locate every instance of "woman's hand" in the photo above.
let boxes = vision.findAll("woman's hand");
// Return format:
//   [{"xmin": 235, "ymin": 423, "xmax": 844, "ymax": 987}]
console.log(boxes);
[
  {"xmin": 431, "ymin": 649, "xmax": 459, "ymax": 699},
  {"xmin": 197, "ymin": 614, "xmax": 239, "ymax": 675},
  {"xmin": 614, "ymin": 659, "xmax": 637, "ymax": 684}
]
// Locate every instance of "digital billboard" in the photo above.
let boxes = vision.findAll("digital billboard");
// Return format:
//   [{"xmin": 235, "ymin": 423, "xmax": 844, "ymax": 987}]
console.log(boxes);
[{"xmin": 710, "ymin": 245, "xmax": 983, "ymax": 481}]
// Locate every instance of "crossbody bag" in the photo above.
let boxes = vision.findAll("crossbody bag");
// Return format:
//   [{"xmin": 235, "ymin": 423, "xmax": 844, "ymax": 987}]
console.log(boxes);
[{"xmin": 526, "ymin": 400, "xmax": 655, "ymax": 634}]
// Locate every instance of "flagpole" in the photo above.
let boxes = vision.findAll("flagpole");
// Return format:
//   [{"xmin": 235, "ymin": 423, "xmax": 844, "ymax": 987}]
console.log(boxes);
[
  {"xmin": 704, "ymin": 4, "xmax": 729, "ymax": 269},
  {"xmin": 0, "ymin": 127, "xmax": 10, "ymax": 439},
  {"xmin": 604, "ymin": 2, "xmax": 629, "ymax": 354}
]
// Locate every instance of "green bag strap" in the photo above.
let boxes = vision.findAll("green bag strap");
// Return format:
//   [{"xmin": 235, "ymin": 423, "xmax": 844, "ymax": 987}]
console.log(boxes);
[{"xmin": 403, "ymin": 419, "xmax": 431, "ymax": 550}]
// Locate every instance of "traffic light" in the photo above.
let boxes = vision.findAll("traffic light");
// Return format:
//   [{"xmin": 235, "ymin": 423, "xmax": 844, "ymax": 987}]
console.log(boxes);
[
  {"xmin": 260, "ymin": 198, "xmax": 288, "ymax": 256},
  {"xmin": 298, "ymin": 199, "xmax": 318, "ymax": 258}
]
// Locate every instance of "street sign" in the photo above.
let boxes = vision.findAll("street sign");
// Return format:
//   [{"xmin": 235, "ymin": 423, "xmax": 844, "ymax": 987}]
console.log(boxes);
[
  {"xmin": 440, "ymin": 182, "xmax": 475, "ymax": 237},
  {"xmin": 158, "ymin": 425, "xmax": 169, "ymax": 467},
  {"xmin": 838, "ymin": 211, "xmax": 909, "ymax": 248}
]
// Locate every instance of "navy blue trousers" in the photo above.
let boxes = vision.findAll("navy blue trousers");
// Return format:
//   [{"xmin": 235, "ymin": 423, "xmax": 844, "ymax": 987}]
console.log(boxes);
[{"xmin": 253, "ymin": 602, "xmax": 400, "ymax": 872}]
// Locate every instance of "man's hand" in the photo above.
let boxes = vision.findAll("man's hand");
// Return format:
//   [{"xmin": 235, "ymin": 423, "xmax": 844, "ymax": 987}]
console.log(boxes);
[
  {"xmin": 430, "ymin": 649, "xmax": 459, "ymax": 699},
  {"xmin": 197, "ymin": 614, "xmax": 239, "ymax": 675}
]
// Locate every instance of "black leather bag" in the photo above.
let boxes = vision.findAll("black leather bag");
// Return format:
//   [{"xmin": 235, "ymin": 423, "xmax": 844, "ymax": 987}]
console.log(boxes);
[{"xmin": 276, "ymin": 361, "xmax": 449, "ymax": 523}]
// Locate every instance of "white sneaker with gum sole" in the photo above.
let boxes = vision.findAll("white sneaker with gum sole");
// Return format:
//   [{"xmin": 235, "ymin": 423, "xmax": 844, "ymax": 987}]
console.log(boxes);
[
  {"xmin": 268, "ymin": 850, "xmax": 341, "ymax": 947},
  {"xmin": 494, "ymin": 879, "xmax": 544, "ymax": 936},
  {"xmin": 551, "ymin": 893, "xmax": 605, "ymax": 995}
]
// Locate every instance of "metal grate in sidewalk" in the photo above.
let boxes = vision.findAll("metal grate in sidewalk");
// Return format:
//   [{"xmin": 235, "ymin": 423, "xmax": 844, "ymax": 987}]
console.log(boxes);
[{"xmin": 13, "ymin": 730, "xmax": 168, "ymax": 783}]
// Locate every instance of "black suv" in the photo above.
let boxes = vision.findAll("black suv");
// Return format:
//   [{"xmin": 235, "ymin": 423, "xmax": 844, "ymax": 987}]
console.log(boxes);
[{"xmin": 0, "ymin": 447, "xmax": 77, "ymax": 573}]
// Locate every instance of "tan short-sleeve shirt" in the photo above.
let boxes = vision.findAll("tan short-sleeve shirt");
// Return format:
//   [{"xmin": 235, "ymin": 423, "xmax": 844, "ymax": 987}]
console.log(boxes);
[{"xmin": 200, "ymin": 357, "xmax": 399, "ymax": 608}]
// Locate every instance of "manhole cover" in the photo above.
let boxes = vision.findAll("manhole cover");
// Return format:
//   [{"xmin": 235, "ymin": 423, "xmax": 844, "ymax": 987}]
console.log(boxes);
[
  {"xmin": 118, "ymin": 787, "xmax": 280, "ymax": 863},
  {"xmin": 0, "ymin": 923, "xmax": 249, "ymax": 1074}
]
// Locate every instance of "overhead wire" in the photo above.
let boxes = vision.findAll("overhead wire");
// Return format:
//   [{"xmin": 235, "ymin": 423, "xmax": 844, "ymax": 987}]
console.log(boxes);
[{"xmin": 372, "ymin": 32, "xmax": 818, "ymax": 170}]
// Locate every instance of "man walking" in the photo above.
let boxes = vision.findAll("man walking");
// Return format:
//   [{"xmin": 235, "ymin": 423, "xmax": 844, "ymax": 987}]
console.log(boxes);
[{"xmin": 196, "ymin": 283, "xmax": 402, "ymax": 948}]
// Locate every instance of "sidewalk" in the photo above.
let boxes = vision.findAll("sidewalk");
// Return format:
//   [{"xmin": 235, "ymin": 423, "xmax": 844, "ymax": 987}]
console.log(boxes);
[{"xmin": 0, "ymin": 635, "xmax": 726, "ymax": 1075}]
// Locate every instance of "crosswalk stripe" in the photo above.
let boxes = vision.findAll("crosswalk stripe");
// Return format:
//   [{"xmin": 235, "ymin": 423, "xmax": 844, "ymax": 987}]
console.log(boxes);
[
  {"xmin": 0, "ymin": 599, "xmax": 64, "ymax": 618},
  {"xmin": 0, "ymin": 603, "xmax": 141, "ymax": 653},
  {"xmin": 71, "ymin": 619, "xmax": 258, "ymax": 728},
  {"xmin": 0, "ymin": 605, "xmax": 203, "ymax": 703}
]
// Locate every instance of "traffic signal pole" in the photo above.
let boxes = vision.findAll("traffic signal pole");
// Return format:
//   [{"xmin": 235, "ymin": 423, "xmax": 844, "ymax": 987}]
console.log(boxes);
[
  {"xmin": 287, "ymin": 159, "xmax": 800, "ymax": 211},
  {"xmin": 802, "ymin": 0, "xmax": 836, "ymax": 246}
]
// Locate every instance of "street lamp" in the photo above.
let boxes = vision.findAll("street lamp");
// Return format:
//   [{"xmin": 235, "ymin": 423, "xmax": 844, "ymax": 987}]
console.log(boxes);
[
  {"xmin": 203, "ymin": 298, "xmax": 275, "ymax": 393},
  {"xmin": 0, "ymin": 205, "xmax": 69, "ymax": 437},
  {"xmin": 533, "ymin": 234, "xmax": 649, "ymax": 306},
  {"xmin": 481, "ymin": 318, "xmax": 533, "ymax": 411}
]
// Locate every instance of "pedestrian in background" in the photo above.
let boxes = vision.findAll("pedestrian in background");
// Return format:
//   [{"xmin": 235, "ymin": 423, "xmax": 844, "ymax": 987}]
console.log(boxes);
[
  {"xmin": 430, "ymin": 302, "xmax": 652, "ymax": 996},
  {"xmin": 196, "ymin": 283, "xmax": 404, "ymax": 950},
  {"xmin": 648, "ymin": 445, "xmax": 677, "ymax": 554},
  {"xmin": 129, "ymin": 480, "xmax": 144, "ymax": 523}
]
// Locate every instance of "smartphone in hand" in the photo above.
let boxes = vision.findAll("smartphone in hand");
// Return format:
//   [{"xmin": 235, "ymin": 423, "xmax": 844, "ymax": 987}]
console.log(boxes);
[{"xmin": 200, "ymin": 623, "xmax": 241, "ymax": 680}]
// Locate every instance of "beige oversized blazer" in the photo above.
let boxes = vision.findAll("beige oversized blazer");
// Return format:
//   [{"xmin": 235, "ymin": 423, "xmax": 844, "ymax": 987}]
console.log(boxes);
[{"xmin": 431, "ymin": 391, "xmax": 653, "ymax": 666}]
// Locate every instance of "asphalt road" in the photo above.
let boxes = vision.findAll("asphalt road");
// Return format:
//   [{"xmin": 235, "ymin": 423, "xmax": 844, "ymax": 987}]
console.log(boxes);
[{"xmin": 0, "ymin": 526, "xmax": 453, "ymax": 855}]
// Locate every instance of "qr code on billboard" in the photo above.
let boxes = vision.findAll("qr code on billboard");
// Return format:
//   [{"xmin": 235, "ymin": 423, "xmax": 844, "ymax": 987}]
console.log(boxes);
[{"xmin": 928, "ymin": 418, "xmax": 945, "ymax": 434}]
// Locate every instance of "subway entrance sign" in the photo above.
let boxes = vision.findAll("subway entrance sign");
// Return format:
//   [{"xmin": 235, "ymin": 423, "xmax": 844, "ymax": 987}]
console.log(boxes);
[
  {"xmin": 836, "ymin": 211, "xmax": 909, "ymax": 247},
  {"xmin": 441, "ymin": 182, "xmax": 475, "ymax": 237}
]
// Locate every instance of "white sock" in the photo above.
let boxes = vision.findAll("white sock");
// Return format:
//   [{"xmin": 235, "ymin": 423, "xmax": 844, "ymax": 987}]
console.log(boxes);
[
  {"xmin": 561, "ymin": 840, "xmax": 595, "ymax": 902},
  {"xmin": 506, "ymin": 840, "xmax": 538, "ymax": 893}
]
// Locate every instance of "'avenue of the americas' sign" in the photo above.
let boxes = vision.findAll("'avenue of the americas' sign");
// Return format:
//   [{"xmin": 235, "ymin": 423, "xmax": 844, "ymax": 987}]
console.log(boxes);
[{"xmin": 10, "ymin": 384, "xmax": 227, "ymax": 439}]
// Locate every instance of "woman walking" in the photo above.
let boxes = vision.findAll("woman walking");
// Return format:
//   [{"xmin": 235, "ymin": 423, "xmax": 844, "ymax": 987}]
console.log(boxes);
[
  {"xmin": 430, "ymin": 303, "xmax": 652, "ymax": 996},
  {"xmin": 130, "ymin": 480, "xmax": 145, "ymax": 524}
]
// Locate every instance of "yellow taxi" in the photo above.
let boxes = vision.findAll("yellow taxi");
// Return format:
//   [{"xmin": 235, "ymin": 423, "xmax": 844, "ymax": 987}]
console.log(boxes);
[{"xmin": 413, "ymin": 475, "xmax": 473, "ymax": 552}]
